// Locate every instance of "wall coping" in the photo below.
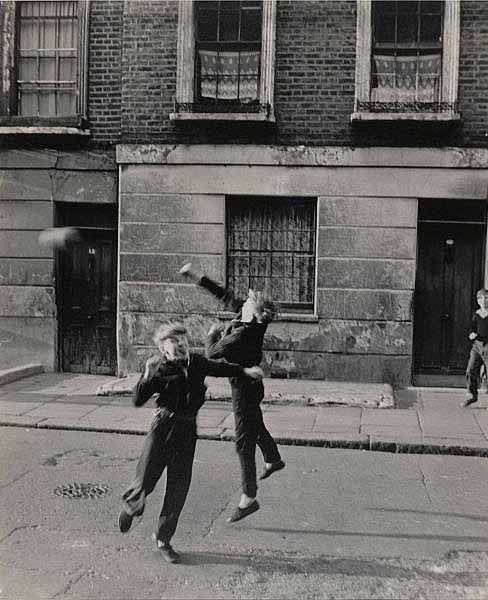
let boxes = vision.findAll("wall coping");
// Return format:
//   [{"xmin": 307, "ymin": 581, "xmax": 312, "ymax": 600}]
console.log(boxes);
[{"xmin": 116, "ymin": 144, "xmax": 488, "ymax": 169}]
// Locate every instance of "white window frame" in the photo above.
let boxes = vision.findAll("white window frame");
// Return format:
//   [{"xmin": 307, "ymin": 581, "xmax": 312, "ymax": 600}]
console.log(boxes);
[
  {"xmin": 352, "ymin": 0, "xmax": 460, "ymax": 122},
  {"xmin": 0, "ymin": 0, "xmax": 89, "ymax": 133},
  {"xmin": 170, "ymin": 0, "xmax": 276, "ymax": 122}
]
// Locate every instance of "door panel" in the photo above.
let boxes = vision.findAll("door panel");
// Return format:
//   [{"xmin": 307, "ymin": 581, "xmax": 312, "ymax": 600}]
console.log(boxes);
[
  {"xmin": 60, "ymin": 230, "xmax": 117, "ymax": 375},
  {"xmin": 414, "ymin": 222, "xmax": 484, "ymax": 374}
]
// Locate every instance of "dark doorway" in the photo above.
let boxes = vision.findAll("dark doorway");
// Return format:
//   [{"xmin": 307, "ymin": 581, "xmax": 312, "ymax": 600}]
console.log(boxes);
[
  {"xmin": 57, "ymin": 204, "xmax": 117, "ymax": 375},
  {"xmin": 413, "ymin": 199, "xmax": 486, "ymax": 386}
]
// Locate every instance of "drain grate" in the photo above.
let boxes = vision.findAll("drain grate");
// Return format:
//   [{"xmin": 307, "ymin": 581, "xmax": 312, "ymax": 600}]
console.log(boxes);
[{"xmin": 53, "ymin": 483, "xmax": 111, "ymax": 499}]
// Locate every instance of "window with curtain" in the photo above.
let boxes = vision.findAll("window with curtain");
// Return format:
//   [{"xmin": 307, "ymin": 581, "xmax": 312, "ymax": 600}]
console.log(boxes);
[
  {"xmin": 195, "ymin": 0, "xmax": 262, "ymax": 108},
  {"xmin": 17, "ymin": 1, "xmax": 79, "ymax": 117},
  {"xmin": 227, "ymin": 197, "xmax": 317, "ymax": 311},
  {"xmin": 371, "ymin": 0, "xmax": 443, "ymax": 106}
]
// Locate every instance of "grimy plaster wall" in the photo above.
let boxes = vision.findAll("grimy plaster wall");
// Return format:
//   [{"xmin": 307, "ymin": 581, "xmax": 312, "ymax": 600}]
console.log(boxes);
[
  {"xmin": 0, "ymin": 149, "xmax": 116, "ymax": 371},
  {"xmin": 116, "ymin": 144, "xmax": 488, "ymax": 385}
]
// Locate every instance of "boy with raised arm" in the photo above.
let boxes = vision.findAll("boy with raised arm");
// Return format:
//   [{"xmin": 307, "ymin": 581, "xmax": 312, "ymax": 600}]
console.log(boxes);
[{"xmin": 179, "ymin": 264, "xmax": 285, "ymax": 523}]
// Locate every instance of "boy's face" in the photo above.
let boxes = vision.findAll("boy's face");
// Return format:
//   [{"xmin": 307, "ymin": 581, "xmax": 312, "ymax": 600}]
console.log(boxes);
[
  {"xmin": 159, "ymin": 334, "xmax": 190, "ymax": 364},
  {"xmin": 478, "ymin": 294, "xmax": 488, "ymax": 310}
]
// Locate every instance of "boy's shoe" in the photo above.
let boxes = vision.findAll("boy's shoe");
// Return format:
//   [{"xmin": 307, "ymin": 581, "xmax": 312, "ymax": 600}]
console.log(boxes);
[
  {"xmin": 118, "ymin": 509, "xmax": 134, "ymax": 533},
  {"xmin": 227, "ymin": 500, "xmax": 260, "ymax": 523},
  {"xmin": 153, "ymin": 535, "xmax": 181, "ymax": 563},
  {"xmin": 259, "ymin": 460, "xmax": 285, "ymax": 480},
  {"xmin": 460, "ymin": 394, "xmax": 478, "ymax": 408}
]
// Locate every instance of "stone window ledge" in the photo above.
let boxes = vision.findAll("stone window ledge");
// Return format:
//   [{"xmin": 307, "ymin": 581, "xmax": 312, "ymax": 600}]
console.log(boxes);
[
  {"xmin": 170, "ymin": 111, "xmax": 275, "ymax": 123},
  {"xmin": 218, "ymin": 311, "xmax": 318, "ymax": 323},
  {"xmin": 0, "ymin": 126, "xmax": 91, "ymax": 135},
  {"xmin": 351, "ymin": 111, "xmax": 461, "ymax": 123}
]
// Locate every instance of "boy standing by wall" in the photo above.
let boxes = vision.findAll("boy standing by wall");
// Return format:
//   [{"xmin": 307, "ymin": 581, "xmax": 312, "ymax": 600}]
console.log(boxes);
[{"xmin": 462, "ymin": 288, "xmax": 488, "ymax": 408}]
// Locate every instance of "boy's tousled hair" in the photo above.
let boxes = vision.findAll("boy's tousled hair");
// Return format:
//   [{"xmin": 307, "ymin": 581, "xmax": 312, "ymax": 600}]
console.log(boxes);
[
  {"xmin": 477, "ymin": 289, "xmax": 488, "ymax": 299},
  {"xmin": 153, "ymin": 322, "xmax": 188, "ymax": 344},
  {"xmin": 254, "ymin": 291, "xmax": 280, "ymax": 323}
]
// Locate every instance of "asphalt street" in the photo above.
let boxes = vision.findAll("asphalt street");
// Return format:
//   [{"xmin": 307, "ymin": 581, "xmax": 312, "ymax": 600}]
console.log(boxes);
[{"xmin": 2, "ymin": 427, "xmax": 488, "ymax": 599}]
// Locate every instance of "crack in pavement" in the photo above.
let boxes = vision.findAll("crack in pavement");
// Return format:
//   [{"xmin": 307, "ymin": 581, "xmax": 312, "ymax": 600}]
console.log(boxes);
[
  {"xmin": 0, "ymin": 469, "xmax": 32, "ymax": 490},
  {"xmin": 418, "ymin": 460, "xmax": 433, "ymax": 504},
  {"xmin": 0, "ymin": 524, "xmax": 39, "ymax": 545}
]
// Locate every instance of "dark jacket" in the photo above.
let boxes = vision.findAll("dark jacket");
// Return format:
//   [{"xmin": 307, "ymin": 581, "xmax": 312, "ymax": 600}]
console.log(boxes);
[
  {"xmin": 199, "ymin": 276, "xmax": 268, "ymax": 368},
  {"xmin": 133, "ymin": 352, "xmax": 246, "ymax": 415}
]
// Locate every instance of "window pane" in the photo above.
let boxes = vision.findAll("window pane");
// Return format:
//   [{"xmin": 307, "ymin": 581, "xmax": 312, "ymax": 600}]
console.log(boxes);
[
  {"xmin": 19, "ymin": 91, "xmax": 37, "ymax": 116},
  {"xmin": 19, "ymin": 58, "xmax": 37, "ymax": 81},
  {"xmin": 241, "ymin": 4, "xmax": 261, "ymax": 41},
  {"xmin": 397, "ymin": 13, "xmax": 418, "ymax": 45},
  {"xmin": 420, "ymin": 14, "xmax": 442, "ymax": 44},
  {"xmin": 219, "ymin": 4, "xmax": 240, "ymax": 41},
  {"xmin": 373, "ymin": 9, "xmax": 396, "ymax": 45},
  {"xmin": 196, "ymin": 8, "xmax": 218, "ymax": 41}
]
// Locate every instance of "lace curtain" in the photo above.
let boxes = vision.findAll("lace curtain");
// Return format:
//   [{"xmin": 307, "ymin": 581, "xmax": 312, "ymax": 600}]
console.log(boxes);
[
  {"xmin": 371, "ymin": 53, "xmax": 441, "ymax": 103},
  {"xmin": 199, "ymin": 50, "xmax": 260, "ymax": 102}
]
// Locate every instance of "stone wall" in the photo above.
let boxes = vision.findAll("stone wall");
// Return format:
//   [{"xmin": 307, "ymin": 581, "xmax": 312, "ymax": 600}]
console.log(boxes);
[
  {"xmin": 116, "ymin": 144, "xmax": 488, "ymax": 385},
  {"xmin": 0, "ymin": 149, "xmax": 116, "ymax": 371}
]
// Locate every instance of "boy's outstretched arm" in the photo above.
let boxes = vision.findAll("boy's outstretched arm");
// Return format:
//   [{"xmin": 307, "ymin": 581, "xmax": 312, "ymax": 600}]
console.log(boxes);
[
  {"xmin": 179, "ymin": 263, "xmax": 243, "ymax": 313},
  {"xmin": 202, "ymin": 355, "xmax": 263, "ymax": 380}
]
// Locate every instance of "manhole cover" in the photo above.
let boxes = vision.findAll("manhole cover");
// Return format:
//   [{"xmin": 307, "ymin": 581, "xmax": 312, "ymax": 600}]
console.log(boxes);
[{"xmin": 53, "ymin": 483, "xmax": 111, "ymax": 499}]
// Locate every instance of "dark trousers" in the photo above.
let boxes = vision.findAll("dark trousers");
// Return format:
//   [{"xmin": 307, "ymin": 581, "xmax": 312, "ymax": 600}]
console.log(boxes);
[
  {"xmin": 466, "ymin": 340, "xmax": 488, "ymax": 397},
  {"xmin": 122, "ymin": 410, "xmax": 196, "ymax": 543},
  {"xmin": 231, "ymin": 378, "xmax": 282, "ymax": 498}
]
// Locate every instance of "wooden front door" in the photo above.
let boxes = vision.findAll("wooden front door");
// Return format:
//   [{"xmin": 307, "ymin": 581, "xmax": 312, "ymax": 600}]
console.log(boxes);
[
  {"xmin": 60, "ymin": 229, "xmax": 117, "ymax": 374},
  {"xmin": 414, "ymin": 221, "xmax": 485, "ymax": 375}
]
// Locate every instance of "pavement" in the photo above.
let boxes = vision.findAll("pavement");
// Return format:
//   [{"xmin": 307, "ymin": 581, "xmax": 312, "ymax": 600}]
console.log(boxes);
[{"xmin": 1, "ymin": 366, "xmax": 488, "ymax": 457}]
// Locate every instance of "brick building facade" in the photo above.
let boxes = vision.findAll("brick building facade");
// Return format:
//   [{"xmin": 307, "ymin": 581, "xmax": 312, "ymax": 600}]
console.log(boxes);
[{"xmin": 1, "ymin": 0, "xmax": 488, "ymax": 386}]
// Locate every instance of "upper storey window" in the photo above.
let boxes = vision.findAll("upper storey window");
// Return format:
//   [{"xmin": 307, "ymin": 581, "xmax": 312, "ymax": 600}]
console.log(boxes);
[
  {"xmin": 352, "ymin": 0, "xmax": 460, "ymax": 122},
  {"xmin": 195, "ymin": 1, "xmax": 261, "ymax": 107},
  {"xmin": 0, "ymin": 0, "xmax": 89, "ymax": 129},
  {"xmin": 171, "ymin": 0, "xmax": 276, "ymax": 122}
]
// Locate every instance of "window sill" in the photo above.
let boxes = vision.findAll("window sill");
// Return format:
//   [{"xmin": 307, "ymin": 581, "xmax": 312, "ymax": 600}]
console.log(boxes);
[
  {"xmin": 170, "ymin": 111, "xmax": 275, "ymax": 123},
  {"xmin": 217, "ymin": 311, "xmax": 318, "ymax": 323},
  {"xmin": 351, "ymin": 111, "xmax": 461, "ymax": 123},
  {"xmin": 0, "ymin": 126, "xmax": 91, "ymax": 135}
]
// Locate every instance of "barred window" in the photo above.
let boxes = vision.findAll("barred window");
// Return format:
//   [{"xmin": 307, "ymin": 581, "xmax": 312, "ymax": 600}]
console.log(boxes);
[
  {"xmin": 371, "ymin": 0, "xmax": 443, "ymax": 106},
  {"xmin": 195, "ymin": 0, "xmax": 262, "ymax": 107},
  {"xmin": 227, "ymin": 197, "xmax": 317, "ymax": 311}
]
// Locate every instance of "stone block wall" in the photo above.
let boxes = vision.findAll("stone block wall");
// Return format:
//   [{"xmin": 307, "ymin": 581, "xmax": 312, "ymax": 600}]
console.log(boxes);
[
  {"xmin": 116, "ymin": 145, "xmax": 488, "ymax": 385},
  {"xmin": 0, "ymin": 149, "xmax": 116, "ymax": 371}
]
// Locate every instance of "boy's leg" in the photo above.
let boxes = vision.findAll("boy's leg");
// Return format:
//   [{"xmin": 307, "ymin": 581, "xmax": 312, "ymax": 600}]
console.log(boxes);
[
  {"xmin": 120, "ymin": 413, "xmax": 169, "ymax": 530},
  {"xmin": 256, "ymin": 403, "xmax": 284, "ymax": 479},
  {"xmin": 156, "ymin": 441, "xmax": 196, "ymax": 548},
  {"xmin": 232, "ymin": 381, "xmax": 259, "ymax": 499},
  {"xmin": 463, "ymin": 344, "xmax": 483, "ymax": 407}
]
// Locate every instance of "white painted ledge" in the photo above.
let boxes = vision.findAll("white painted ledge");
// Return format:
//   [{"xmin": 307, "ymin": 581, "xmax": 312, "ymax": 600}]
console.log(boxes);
[
  {"xmin": 169, "ymin": 111, "xmax": 275, "ymax": 123},
  {"xmin": 0, "ymin": 127, "xmax": 91, "ymax": 135},
  {"xmin": 351, "ymin": 111, "xmax": 461, "ymax": 122}
]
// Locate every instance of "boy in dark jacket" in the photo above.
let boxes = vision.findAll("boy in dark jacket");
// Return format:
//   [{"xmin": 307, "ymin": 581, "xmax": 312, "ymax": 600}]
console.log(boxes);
[
  {"xmin": 118, "ymin": 322, "xmax": 263, "ymax": 563},
  {"xmin": 179, "ymin": 264, "xmax": 285, "ymax": 523}
]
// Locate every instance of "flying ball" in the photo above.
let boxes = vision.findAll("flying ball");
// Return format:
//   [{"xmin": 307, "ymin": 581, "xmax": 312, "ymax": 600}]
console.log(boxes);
[{"xmin": 38, "ymin": 227, "xmax": 82, "ymax": 250}]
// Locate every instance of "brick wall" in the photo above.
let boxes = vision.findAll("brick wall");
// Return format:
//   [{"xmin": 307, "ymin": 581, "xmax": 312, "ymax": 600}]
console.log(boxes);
[
  {"xmin": 88, "ymin": 0, "xmax": 123, "ymax": 145},
  {"xmin": 95, "ymin": 0, "xmax": 488, "ymax": 148}
]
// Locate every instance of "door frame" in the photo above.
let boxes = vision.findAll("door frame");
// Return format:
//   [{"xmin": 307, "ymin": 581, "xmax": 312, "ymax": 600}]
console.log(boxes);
[
  {"xmin": 54, "ymin": 203, "xmax": 118, "ymax": 374},
  {"xmin": 412, "ymin": 198, "xmax": 487, "ymax": 385}
]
